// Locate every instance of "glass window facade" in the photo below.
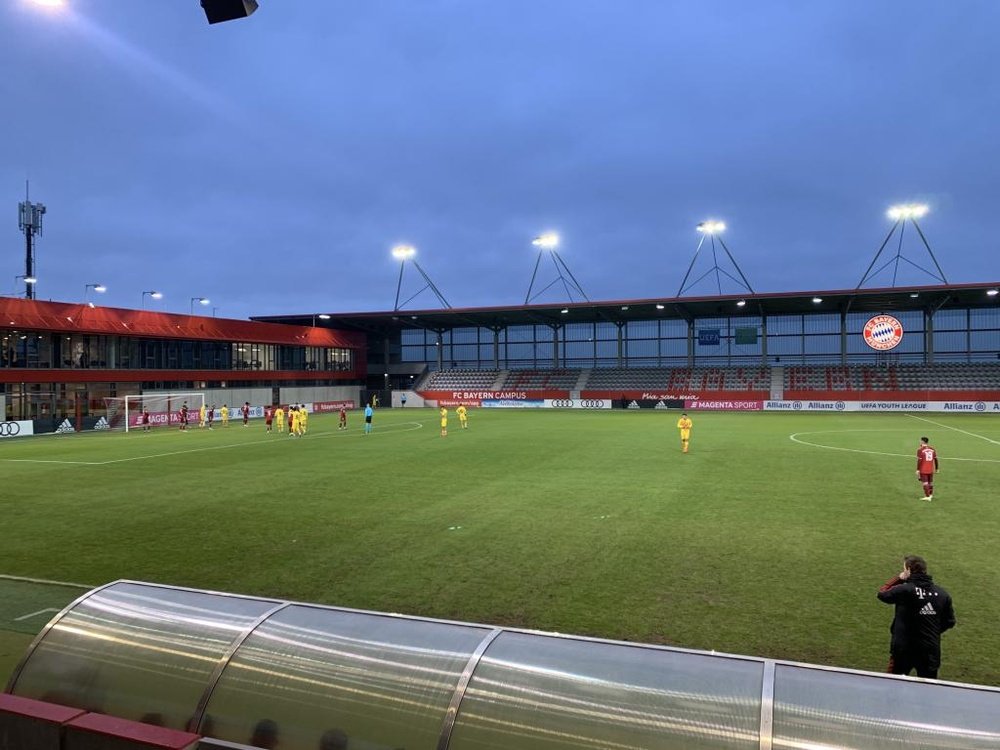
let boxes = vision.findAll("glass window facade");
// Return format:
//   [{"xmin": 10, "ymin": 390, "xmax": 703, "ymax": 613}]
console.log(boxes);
[
  {"xmin": 401, "ymin": 306, "xmax": 1000, "ymax": 370},
  {"xmin": 0, "ymin": 330, "xmax": 353, "ymax": 373}
]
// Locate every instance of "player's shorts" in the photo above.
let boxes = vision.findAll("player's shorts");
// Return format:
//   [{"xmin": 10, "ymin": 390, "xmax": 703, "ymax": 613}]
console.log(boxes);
[
  {"xmin": 680, "ymin": 430, "xmax": 690, "ymax": 439},
  {"xmin": 919, "ymin": 472, "xmax": 934, "ymax": 483},
  {"xmin": 441, "ymin": 420, "xmax": 448, "ymax": 428},
  {"xmin": 265, "ymin": 419, "xmax": 272, "ymax": 425},
  {"xmin": 365, "ymin": 416, "xmax": 372, "ymax": 424}
]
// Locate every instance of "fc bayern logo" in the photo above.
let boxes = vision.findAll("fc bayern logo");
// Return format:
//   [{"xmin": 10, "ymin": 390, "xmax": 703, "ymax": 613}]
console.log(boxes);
[{"xmin": 863, "ymin": 315, "xmax": 904, "ymax": 351}]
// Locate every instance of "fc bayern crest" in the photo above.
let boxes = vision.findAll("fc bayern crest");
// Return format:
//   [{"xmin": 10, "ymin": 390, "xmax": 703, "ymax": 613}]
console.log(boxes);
[{"xmin": 863, "ymin": 315, "xmax": 904, "ymax": 351}]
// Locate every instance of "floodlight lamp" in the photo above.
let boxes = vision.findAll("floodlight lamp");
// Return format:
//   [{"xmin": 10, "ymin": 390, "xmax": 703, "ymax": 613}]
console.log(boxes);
[
  {"xmin": 318, "ymin": 313, "xmax": 331, "ymax": 320},
  {"xmin": 392, "ymin": 244, "xmax": 416, "ymax": 260},
  {"xmin": 887, "ymin": 203, "xmax": 929, "ymax": 221},
  {"xmin": 24, "ymin": 276, "xmax": 37, "ymax": 285},
  {"xmin": 736, "ymin": 299, "xmax": 747, "ymax": 307},
  {"xmin": 199, "ymin": 297, "xmax": 210, "ymax": 305},
  {"xmin": 532, "ymin": 232, "xmax": 560, "ymax": 250},
  {"xmin": 560, "ymin": 308, "xmax": 569, "ymax": 314},
  {"xmin": 987, "ymin": 289, "xmax": 999, "ymax": 297},
  {"xmin": 655, "ymin": 304, "xmax": 665, "ymax": 310},
  {"xmin": 909, "ymin": 293, "xmax": 919, "ymax": 298},
  {"xmin": 697, "ymin": 220, "xmax": 726, "ymax": 235},
  {"xmin": 150, "ymin": 291, "xmax": 163, "ymax": 299},
  {"xmin": 812, "ymin": 297, "xmax": 823, "ymax": 303}
]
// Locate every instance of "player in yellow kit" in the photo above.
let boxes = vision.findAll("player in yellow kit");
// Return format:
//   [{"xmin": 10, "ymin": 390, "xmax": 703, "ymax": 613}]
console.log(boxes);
[
  {"xmin": 274, "ymin": 405, "xmax": 284, "ymax": 433},
  {"xmin": 677, "ymin": 412, "xmax": 693, "ymax": 453},
  {"xmin": 199, "ymin": 403, "xmax": 207, "ymax": 428},
  {"xmin": 456, "ymin": 404, "xmax": 468, "ymax": 429},
  {"xmin": 299, "ymin": 405, "xmax": 308, "ymax": 434},
  {"xmin": 439, "ymin": 407, "xmax": 448, "ymax": 437},
  {"xmin": 290, "ymin": 406, "xmax": 301, "ymax": 437},
  {"xmin": 220, "ymin": 404, "xmax": 230, "ymax": 427}
]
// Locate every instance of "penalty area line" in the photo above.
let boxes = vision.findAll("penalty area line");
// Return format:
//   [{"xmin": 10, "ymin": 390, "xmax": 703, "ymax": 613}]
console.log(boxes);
[
  {"xmin": 789, "ymin": 432, "xmax": 1000, "ymax": 463},
  {"xmin": 904, "ymin": 414, "xmax": 1000, "ymax": 446},
  {"xmin": 93, "ymin": 420, "xmax": 425, "ymax": 465}
]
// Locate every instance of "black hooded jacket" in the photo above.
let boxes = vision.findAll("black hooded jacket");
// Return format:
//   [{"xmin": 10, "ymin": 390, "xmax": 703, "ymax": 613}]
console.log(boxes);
[{"xmin": 877, "ymin": 572, "xmax": 956, "ymax": 663}]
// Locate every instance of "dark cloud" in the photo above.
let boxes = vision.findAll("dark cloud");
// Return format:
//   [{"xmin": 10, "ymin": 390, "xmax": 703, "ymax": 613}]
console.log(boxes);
[{"xmin": 1, "ymin": 0, "xmax": 997, "ymax": 318}]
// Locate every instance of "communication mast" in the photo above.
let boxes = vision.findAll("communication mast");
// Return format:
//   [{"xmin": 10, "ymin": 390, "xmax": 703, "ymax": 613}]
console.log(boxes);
[{"xmin": 18, "ymin": 183, "xmax": 46, "ymax": 300}]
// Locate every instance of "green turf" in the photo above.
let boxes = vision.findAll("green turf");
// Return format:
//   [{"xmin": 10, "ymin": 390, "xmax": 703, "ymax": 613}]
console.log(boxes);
[{"xmin": 1, "ymin": 409, "xmax": 997, "ymax": 686}]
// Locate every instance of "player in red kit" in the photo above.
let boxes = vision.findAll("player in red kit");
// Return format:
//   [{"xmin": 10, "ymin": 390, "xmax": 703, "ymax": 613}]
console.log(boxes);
[
  {"xmin": 241, "ymin": 402, "xmax": 250, "ymax": 427},
  {"xmin": 264, "ymin": 406, "xmax": 273, "ymax": 432},
  {"xmin": 338, "ymin": 406, "xmax": 347, "ymax": 431},
  {"xmin": 916, "ymin": 436, "xmax": 939, "ymax": 501}
]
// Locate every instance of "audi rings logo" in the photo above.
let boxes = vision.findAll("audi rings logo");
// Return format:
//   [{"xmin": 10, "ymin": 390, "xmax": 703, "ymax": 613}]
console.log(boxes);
[
  {"xmin": 0, "ymin": 421, "xmax": 22, "ymax": 437},
  {"xmin": 551, "ymin": 399, "xmax": 606, "ymax": 409}
]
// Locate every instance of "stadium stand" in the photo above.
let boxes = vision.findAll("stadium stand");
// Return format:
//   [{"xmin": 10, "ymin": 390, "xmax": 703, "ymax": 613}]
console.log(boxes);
[
  {"xmin": 497, "ymin": 369, "xmax": 581, "ymax": 389},
  {"xmin": 584, "ymin": 366, "xmax": 770, "ymax": 391},
  {"xmin": 420, "ymin": 369, "xmax": 501, "ymax": 390},
  {"xmin": 784, "ymin": 363, "xmax": 1000, "ymax": 391}
]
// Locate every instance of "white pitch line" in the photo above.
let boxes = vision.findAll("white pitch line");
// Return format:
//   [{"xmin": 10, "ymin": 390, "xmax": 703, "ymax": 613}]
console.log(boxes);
[
  {"xmin": 789, "ymin": 431, "xmax": 1000, "ymax": 463},
  {"xmin": 1, "ymin": 421, "xmax": 426, "ymax": 467},
  {"xmin": 905, "ymin": 414, "xmax": 1000, "ymax": 446},
  {"xmin": 0, "ymin": 573, "xmax": 92, "ymax": 588},
  {"xmin": 14, "ymin": 608, "xmax": 60, "ymax": 622},
  {"xmin": 2, "ymin": 458, "xmax": 102, "ymax": 465}
]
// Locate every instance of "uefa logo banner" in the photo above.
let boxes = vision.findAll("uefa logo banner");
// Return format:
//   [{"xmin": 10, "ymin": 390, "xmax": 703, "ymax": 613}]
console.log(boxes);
[{"xmin": 863, "ymin": 314, "xmax": 904, "ymax": 351}]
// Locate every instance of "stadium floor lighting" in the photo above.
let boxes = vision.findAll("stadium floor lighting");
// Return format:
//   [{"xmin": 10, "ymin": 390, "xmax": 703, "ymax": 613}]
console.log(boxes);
[
  {"xmin": 887, "ymin": 203, "xmax": 929, "ymax": 221},
  {"xmin": 736, "ymin": 299, "xmax": 747, "ymax": 307},
  {"xmin": 560, "ymin": 308, "xmax": 569, "ymax": 314},
  {"xmin": 812, "ymin": 297, "xmax": 823, "ymax": 303},
  {"xmin": 532, "ymin": 232, "xmax": 560, "ymax": 249},
  {"xmin": 696, "ymin": 220, "xmax": 726, "ymax": 234},
  {"xmin": 655, "ymin": 304, "xmax": 665, "ymax": 310},
  {"xmin": 988, "ymin": 289, "xmax": 999, "ymax": 297}
]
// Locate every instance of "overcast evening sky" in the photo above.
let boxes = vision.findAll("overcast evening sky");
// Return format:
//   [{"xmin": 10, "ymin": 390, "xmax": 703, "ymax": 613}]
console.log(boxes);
[{"xmin": 1, "ymin": 1, "xmax": 998, "ymax": 320}]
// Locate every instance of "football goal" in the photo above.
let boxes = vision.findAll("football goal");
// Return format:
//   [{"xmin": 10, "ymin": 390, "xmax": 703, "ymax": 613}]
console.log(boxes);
[{"xmin": 103, "ymin": 392, "xmax": 206, "ymax": 432}]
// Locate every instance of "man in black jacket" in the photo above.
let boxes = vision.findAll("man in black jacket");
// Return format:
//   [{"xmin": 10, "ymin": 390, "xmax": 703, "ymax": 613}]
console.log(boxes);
[{"xmin": 877, "ymin": 555, "xmax": 956, "ymax": 679}]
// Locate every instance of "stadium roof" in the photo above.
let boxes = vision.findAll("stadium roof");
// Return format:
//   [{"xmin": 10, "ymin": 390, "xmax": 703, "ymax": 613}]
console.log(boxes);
[
  {"xmin": 254, "ymin": 282, "xmax": 1000, "ymax": 333},
  {"xmin": 0, "ymin": 297, "xmax": 365, "ymax": 347}
]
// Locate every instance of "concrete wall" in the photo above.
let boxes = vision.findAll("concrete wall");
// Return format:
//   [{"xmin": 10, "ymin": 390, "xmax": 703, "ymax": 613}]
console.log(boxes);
[
  {"xmin": 392, "ymin": 390, "xmax": 424, "ymax": 408},
  {"xmin": 280, "ymin": 385, "xmax": 361, "ymax": 406}
]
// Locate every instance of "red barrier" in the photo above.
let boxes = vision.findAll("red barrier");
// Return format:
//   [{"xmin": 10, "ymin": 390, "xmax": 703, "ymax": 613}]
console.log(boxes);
[
  {"xmin": 65, "ymin": 713, "xmax": 200, "ymax": 750},
  {"xmin": 0, "ymin": 694, "xmax": 87, "ymax": 750}
]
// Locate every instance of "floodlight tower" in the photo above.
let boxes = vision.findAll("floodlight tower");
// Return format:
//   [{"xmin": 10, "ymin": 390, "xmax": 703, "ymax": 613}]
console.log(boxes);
[
  {"xmin": 677, "ymin": 221, "xmax": 755, "ymax": 297},
  {"xmin": 524, "ymin": 232, "xmax": 589, "ymax": 305},
  {"xmin": 17, "ymin": 184, "xmax": 46, "ymax": 300},
  {"xmin": 391, "ymin": 245, "xmax": 451, "ymax": 311},
  {"xmin": 856, "ymin": 204, "xmax": 948, "ymax": 288}
]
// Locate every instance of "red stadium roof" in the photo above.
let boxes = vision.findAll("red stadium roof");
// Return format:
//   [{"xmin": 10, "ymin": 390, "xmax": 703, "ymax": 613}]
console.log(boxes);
[{"xmin": 0, "ymin": 297, "xmax": 365, "ymax": 348}]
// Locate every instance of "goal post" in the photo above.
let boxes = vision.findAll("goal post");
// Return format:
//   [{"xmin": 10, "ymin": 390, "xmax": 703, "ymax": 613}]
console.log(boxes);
[{"xmin": 104, "ymin": 392, "xmax": 206, "ymax": 432}]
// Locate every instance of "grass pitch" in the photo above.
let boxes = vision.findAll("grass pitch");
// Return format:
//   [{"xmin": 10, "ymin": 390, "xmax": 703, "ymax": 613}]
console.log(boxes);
[{"xmin": 1, "ymin": 408, "xmax": 998, "ymax": 686}]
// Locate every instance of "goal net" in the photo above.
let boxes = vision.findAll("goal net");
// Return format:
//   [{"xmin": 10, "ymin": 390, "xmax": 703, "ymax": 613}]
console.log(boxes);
[{"xmin": 104, "ymin": 392, "xmax": 206, "ymax": 432}]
